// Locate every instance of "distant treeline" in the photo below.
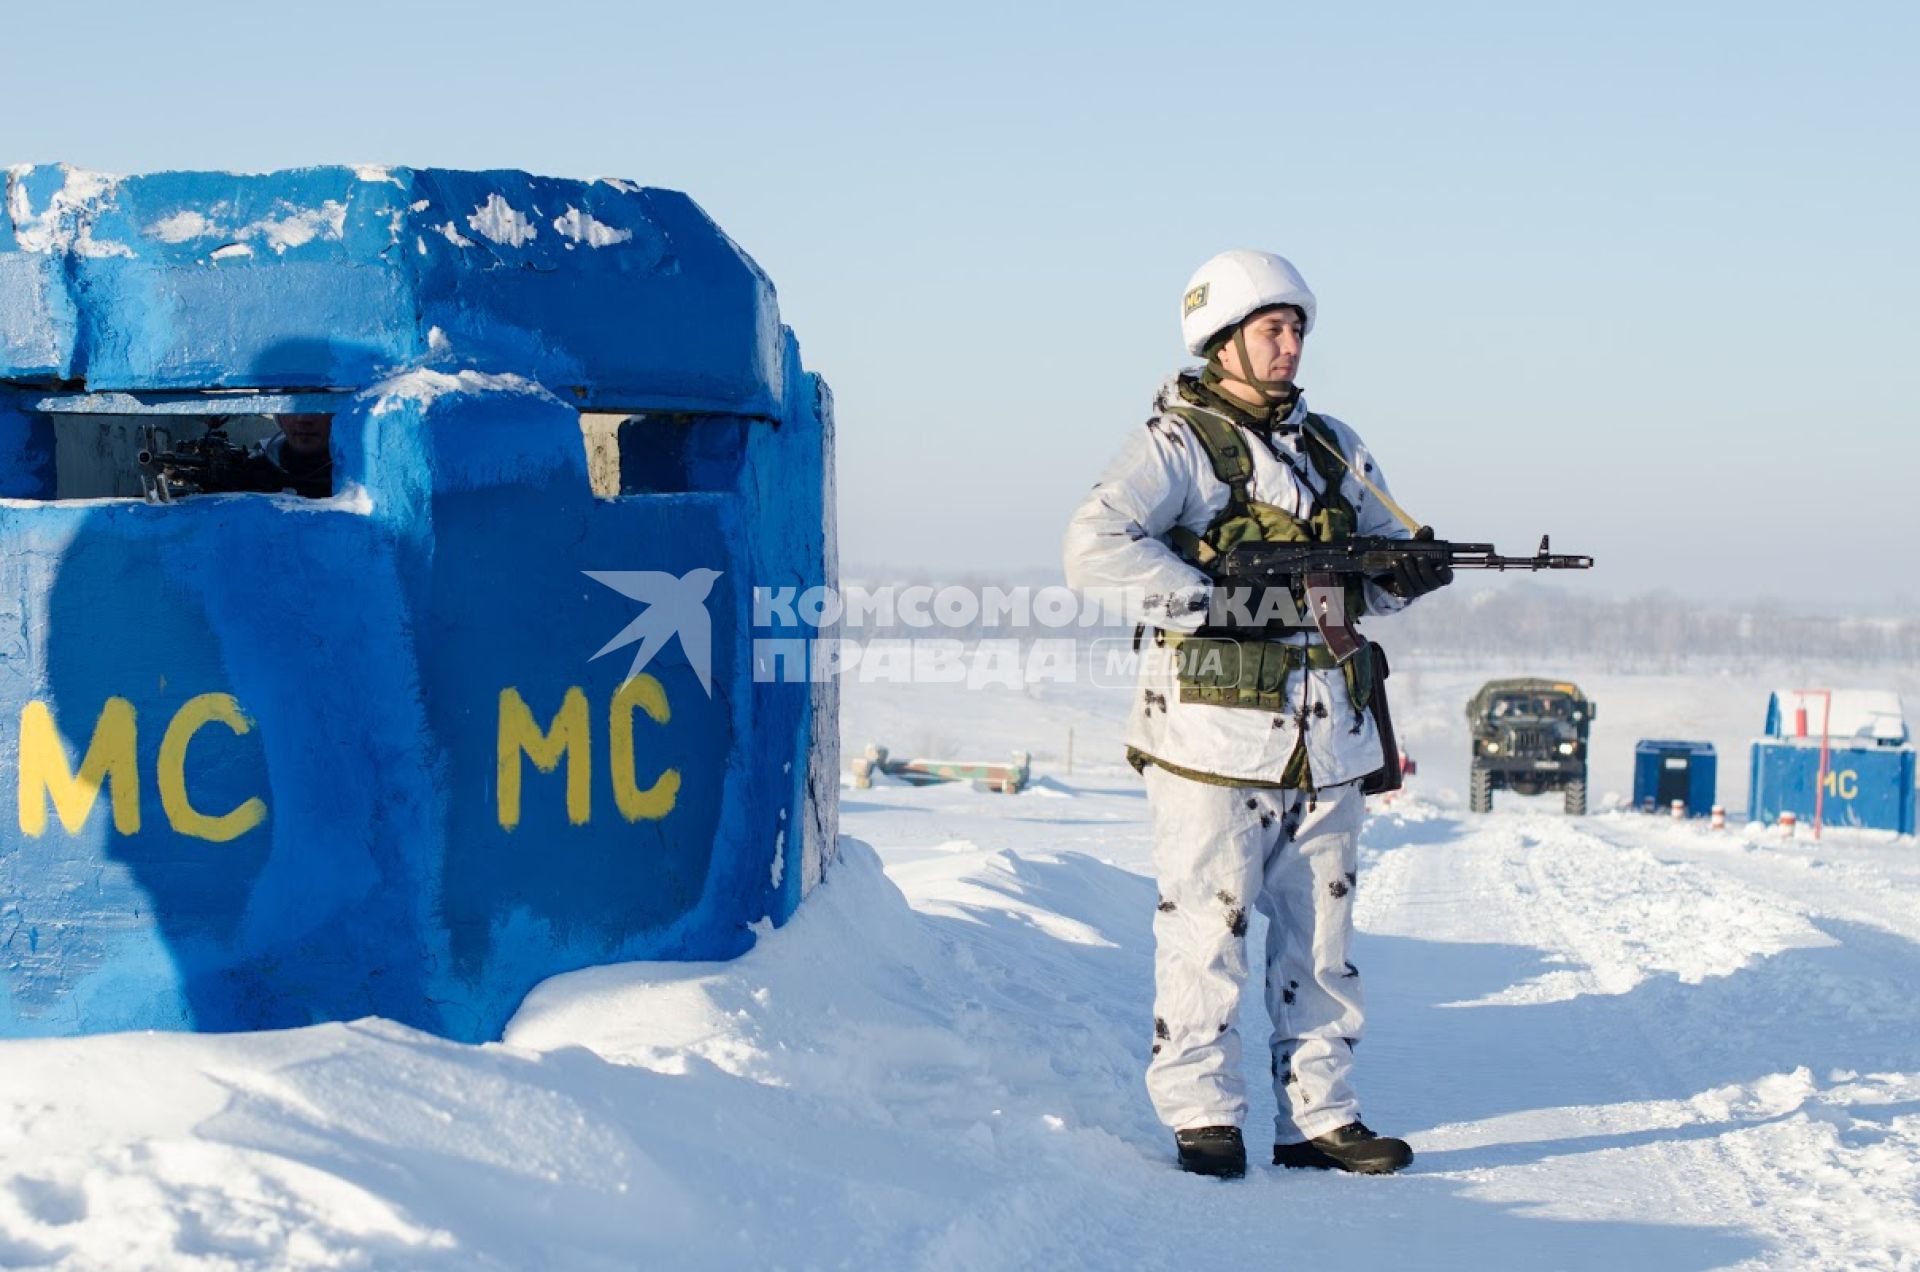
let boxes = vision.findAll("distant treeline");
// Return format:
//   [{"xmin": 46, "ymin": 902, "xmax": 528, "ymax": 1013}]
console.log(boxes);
[
  {"xmin": 1379, "ymin": 584, "xmax": 1920, "ymax": 672},
  {"xmin": 834, "ymin": 574, "xmax": 1920, "ymax": 672}
]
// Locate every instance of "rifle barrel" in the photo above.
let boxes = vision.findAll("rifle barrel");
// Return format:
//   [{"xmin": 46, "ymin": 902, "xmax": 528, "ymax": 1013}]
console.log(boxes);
[{"xmin": 1451, "ymin": 554, "xmax": 1595, "ymax": 570}]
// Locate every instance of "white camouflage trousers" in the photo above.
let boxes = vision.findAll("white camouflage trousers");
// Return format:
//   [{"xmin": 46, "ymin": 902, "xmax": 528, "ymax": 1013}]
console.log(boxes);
[{"xmin": 1143, "ymin": 765, "xmax": 1366, "ymax": 1144}]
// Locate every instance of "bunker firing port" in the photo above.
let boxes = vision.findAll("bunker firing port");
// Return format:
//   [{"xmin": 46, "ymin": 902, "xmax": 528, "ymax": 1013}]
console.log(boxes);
[
  {"xmin": 8, "ymin": 395, "xmax": 761, "ymax": 503},
  {"xmin": 582, "ymin": 411, "xmax": 754, "ymax": 498},
  {"xmin": 10, "ymin": 390, "xmax": 348, "ymax": 502}
]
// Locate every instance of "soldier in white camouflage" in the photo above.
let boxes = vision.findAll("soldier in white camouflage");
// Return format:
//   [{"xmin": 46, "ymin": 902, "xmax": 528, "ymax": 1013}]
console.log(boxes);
[{"xmin": 1063, "ymin": 250, "xmax": 1452, "ymax": 1178}]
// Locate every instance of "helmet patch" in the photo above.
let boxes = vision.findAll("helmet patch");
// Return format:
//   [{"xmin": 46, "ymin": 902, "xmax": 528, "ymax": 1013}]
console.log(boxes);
[{"xmin": 1182, "ymin": 283, "xmax": 1209, "ymax": 316}]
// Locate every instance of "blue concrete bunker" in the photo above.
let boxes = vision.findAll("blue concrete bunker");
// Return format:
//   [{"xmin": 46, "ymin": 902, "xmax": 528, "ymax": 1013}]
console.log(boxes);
[{"xmin": 0, "ymin": 165, "xmax": 838, "ymax": 1041}]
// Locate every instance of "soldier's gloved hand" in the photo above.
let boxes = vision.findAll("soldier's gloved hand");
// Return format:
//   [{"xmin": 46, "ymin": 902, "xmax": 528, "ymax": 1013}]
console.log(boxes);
[{"xmin": 1379, "ymin": 527, "xmax": 1455, "ymax": 599}]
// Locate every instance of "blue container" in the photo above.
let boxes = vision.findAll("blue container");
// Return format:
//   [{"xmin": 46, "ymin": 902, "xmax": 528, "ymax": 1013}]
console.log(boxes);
[
  {"xmin": 1633, "ymin": 739, "xmax": 1717, "ymax": 816},
  {"xmin": 1747, "ymin": 741, "xmax": 1917, "ymax": 835},
  {"xmin": 0, "ymin": 167, "xmax": 838, "ymax": 1041}
]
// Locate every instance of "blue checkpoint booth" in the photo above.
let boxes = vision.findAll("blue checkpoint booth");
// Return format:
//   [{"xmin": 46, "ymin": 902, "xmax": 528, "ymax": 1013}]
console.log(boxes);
[
  {"xmin": 0, "ymin": 166, "xmax": 838, "ymax": 1041},
  {"xmin": 1748, "ymin": 690, "xmax": 1915, "ymax": 835},
  {"xmin": 1632, "ymin": 740, "xmax": 1716, "ymax": 816}
]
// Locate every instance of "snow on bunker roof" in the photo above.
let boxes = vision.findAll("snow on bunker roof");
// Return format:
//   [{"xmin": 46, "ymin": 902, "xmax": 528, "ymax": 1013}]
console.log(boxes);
[
  {"xmin": 0, "ymin": 165, "xmax": 783, "ymax": 415},
  {"xmin": 1765, "ymin": 689, "xmax": 1908, "ymax": 745}
]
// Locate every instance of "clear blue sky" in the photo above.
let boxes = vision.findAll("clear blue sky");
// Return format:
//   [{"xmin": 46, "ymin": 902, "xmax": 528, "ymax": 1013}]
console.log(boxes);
[{"xmin": 8, "ymin": 1, "xmax": 1915, "ymax": 611}]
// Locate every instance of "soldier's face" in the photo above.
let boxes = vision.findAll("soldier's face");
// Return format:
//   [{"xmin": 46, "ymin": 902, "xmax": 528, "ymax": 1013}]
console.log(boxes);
[
  {"xmin": 276, "ymin": 413, "xmax": 332, "ymax": 458},
  {"xmin": 1223, "ymin": 307, "xmax": 1305, "ymax": 384}
]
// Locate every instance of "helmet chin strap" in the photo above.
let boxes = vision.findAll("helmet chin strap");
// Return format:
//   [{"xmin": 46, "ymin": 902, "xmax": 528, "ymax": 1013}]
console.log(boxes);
[{"xmin": 1214, "ymin": 325, "xmax": 1297, "ymax": 403}]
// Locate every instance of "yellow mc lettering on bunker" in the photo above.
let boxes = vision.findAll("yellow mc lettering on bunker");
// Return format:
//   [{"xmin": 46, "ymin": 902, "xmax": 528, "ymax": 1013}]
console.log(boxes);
[
  {"xmin": 497, "ymin": 686, "xmax": 592, "ymax": 830},
  {"xmin": 18, "ymin": 698, "xmax": 142, "ymax": 837},
  {"xmin": 610, "ymin": 675, "xmax": 680, "ymax": 822},
  {"xmin": 158, "ymin": 693, "xmax": 269, "ymax": 843}
]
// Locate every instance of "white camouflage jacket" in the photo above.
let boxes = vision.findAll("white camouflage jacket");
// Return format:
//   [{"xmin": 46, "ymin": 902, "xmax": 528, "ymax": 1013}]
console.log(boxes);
[{"xmin": 1062, "ymin": 371, "xmax": 1417, "ymax": 788}]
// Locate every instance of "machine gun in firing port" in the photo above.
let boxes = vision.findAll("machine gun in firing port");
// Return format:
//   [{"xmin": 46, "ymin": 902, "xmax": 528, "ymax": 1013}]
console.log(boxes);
[{"xmin": 136, "ymin": 417, "xmax": 280, "ymax": 503}]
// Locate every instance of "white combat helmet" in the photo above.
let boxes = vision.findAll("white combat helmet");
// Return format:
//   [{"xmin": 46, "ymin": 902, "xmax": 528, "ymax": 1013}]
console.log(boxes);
[{"xmin": 1179, "ymin": 250, "xmax": 1317, "ymax": 356}]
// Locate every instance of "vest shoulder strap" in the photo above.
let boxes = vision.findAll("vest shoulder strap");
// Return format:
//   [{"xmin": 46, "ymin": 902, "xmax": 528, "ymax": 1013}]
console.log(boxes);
[{"xmin": 1162, "ymin": 405, "xmax": 1252, "ymax": 514}]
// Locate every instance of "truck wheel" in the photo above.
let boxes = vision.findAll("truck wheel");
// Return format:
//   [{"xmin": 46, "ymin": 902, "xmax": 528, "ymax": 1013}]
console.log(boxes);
[
  {"xmin": 1564, "ymin": 776, "xmax": 1587, "ymax": 816},
  {"xmin": 1470, "ymin": 764, "xmax": 1492, "ymax": 814}
]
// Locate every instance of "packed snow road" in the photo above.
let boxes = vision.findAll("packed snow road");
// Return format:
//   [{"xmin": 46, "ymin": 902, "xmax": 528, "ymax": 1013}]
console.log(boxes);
[
  {"xmin": 1, "ymin": 667, "xmax": 1916, "ymax": 1268},
  {"xmin": 828, "ymin": 769, "xmax": 1920, "ymax": 1272},
  {"xmin": 1355, "ymin": 802, "xmax": 1920, "ymax": 1271}
]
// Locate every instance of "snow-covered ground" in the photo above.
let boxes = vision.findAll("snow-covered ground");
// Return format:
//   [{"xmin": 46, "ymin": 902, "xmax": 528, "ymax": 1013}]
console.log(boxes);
[{"xmin": 3, "ymin": 661, "xmax": 1917, "ymax": 1269}]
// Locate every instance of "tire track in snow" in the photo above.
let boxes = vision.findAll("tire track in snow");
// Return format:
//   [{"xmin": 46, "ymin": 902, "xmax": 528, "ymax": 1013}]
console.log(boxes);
[{"xmin": 1359, "ymin": 805, "xmax": 1920, "ymax": 1269}]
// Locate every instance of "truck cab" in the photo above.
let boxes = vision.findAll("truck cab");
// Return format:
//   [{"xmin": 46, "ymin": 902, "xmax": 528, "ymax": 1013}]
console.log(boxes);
[{"xmin": 1467, "ymin": 678, "xmax": 1594, "ymax": 814}]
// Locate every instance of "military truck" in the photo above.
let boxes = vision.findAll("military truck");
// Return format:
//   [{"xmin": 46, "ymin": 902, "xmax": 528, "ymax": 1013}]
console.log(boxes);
[{"xmin": 1467, "ymin": 678, "xmax": 1594, "ymax": 814}]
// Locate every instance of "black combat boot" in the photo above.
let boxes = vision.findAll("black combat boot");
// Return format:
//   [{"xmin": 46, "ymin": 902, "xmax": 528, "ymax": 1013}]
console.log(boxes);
[
  {"xmin": 1273, "ymin": 1122, "xmax": 1413, "ymax": 1175},
  {"xmin": 1174, "ymin": 1126, "xmax": 1246, "ymax": 1179}
]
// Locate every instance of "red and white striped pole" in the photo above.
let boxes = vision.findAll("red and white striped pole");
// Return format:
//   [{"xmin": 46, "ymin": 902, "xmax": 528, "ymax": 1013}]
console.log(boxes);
[
  {"xmin": 1815, "ymin": 694, "xmax": 1832, "ymax": 842},
  {"xmin": 1793, "ymin": 688, "xmax": 1833, "ymax": 842},
  {"xmin": 1780, "ymin": 810, "xmax": 1797, "ymax": 838},
  {"xmin": 1710, "ymin": 805, "xmax": 1726, "ymax": 830}
]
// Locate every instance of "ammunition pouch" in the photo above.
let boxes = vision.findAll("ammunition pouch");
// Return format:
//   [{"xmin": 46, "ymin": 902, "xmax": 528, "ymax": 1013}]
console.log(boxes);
[
  {"xmin": 1161, "ymin": 631, "xmax": 1374, "ymax": 716},
  {"xmin": 1344, "ymin": 638, "xmax": 1374, "ymax": 713}
]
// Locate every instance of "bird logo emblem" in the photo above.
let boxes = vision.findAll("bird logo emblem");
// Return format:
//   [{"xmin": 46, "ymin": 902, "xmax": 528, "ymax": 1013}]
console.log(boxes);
[{"xmin": 583, "ymin": 568, "xmax": 723, "ymax": 695}]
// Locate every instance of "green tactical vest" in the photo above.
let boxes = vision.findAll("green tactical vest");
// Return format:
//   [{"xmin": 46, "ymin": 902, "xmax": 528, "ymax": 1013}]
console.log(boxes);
[
  {"xmin": 1159, "ymin": 409, "xmax": 1359, "ymax": 572},
  {"xmin": 1162, "ymin": 395, "xmax": 1367, "ymax": 624},
  {"xmin": 1151, "ymin": 391, "xmax": 1374, "ymax": 720}
]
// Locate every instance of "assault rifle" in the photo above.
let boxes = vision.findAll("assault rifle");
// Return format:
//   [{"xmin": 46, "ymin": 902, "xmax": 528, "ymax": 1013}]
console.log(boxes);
[
  {"xmin": 1218, "ymin": 533, "xmax": 1594, "ymax": 664},
  {"xmin": 1222, "ymin": 534, "xmax": 1594, "ymax": 580},
  {"xmin": 137, "ymin": 418, "xmax": 281, "ymax": 503}
]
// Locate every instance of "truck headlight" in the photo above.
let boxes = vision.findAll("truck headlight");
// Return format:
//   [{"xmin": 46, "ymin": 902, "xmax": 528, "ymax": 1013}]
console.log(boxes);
[
  {"xmin": 1558, "ymin": 742, "xmax": 1575, "ymax": 755},
  {"xmin": 1485, "ymin": 742, "xmax": 1500, "ymax": 755}
]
